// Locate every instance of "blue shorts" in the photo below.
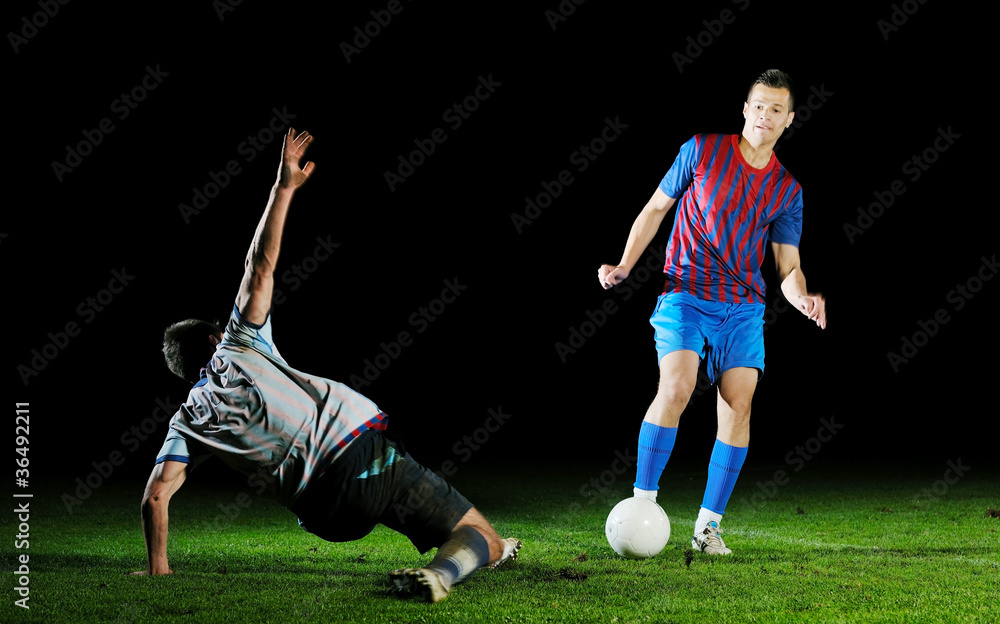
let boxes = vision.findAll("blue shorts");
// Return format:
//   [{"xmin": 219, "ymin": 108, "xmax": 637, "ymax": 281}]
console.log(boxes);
[{"xmin": 649, "ymin": 292, "xmax": 765, "ymax": 384}]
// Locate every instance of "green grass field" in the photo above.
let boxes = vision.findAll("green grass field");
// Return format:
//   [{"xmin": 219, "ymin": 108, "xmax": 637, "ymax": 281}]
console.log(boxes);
[{"xmin": 6, "ymin": 458, "xmax": 998, "ymax": 623}]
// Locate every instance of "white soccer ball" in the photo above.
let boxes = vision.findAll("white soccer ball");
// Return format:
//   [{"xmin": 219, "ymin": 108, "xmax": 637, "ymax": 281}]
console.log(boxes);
[{"xmin": 605, "ymin": 497, "xmax": 671, "ymax": 559}]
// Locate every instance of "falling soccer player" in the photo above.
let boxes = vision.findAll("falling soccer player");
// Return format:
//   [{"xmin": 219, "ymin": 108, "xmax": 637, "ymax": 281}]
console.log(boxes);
[{"xmin": 132, "ymin": 128, "xmax": 520, "ymax": 602}]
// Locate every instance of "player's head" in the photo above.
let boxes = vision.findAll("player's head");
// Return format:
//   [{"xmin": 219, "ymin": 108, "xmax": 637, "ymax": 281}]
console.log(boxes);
[
  {"xmin": 742, "ymin": 69, "xmax": 795, "ymax": 146},
  {"xmin": 163, "ymin": 319, "xmax": 224, "ymax": 383},
  {"xmin": 747, "ymin": 69, "xmax": 795, "ymax": 110}
]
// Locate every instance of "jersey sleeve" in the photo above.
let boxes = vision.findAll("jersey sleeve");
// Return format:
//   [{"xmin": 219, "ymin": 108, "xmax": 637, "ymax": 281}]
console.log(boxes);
[
  {"xmin": 767, "ymin": 185, "xmax": 804, "ymax": 247},
  {"xmin": 155, "ymin": 423, "xmax": 211, "ymax": 466},
  {"xmin": 659, "ymin": 135, "xmax": 700, "ymax": 199},
  {"xmin": 221, "ymin": 304, "xmax": 284, "ymax": 361}
]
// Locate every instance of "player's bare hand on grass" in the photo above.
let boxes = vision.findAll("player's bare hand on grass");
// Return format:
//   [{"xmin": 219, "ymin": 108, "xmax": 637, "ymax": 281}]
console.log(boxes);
[
  {"xmin": 794, "ymin": 294, "xmax": 826, "ymax": 329},
  {"xmin": 277, "ymin": 128, "xmax": 316, "ymax": 190},
  {"xmin": 599, "ymin": 264, "xmax": 629, "ymax": 290}
]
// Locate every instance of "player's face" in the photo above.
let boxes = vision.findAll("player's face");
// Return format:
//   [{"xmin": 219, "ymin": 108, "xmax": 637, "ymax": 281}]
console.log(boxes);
[{"xmin": 742, "ymin": 85, "xmax": 794, "ymax": 144}]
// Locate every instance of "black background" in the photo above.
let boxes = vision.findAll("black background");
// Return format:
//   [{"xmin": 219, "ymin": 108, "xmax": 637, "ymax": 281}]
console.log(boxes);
[{"xmin": 5, "ymin": 0, "xmax": 995, "ymax": 491}]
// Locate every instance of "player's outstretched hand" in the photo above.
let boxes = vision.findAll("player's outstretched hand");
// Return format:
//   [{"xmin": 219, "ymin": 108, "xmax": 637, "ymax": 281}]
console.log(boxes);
[
  {"xmin": 277, "ymin": 128, "xmax": 316, "ymax": 190},
  {"xmin": 599, "ymin": 264, "xmax": 629, "ymax": 290},
  {"xmin": 794, "ymin": 294, "xmax": 827, "ymax": 329}
]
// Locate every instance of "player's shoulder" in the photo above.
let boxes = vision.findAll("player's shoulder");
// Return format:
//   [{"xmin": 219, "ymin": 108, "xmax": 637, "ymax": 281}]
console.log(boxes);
[
  {"xmin": 771, "ymin": 154, "xmax": 802, "ymax": 188},
  {"xmin": 693, "ymin": 132, "xmax": 733, "ymax": 142},
  {"xmin": 769, "ymin": 156, "xmax": 804, "ymax": 207},
  {"xmin": 222, "ymin": 304, "xmax": 274, "ymax": 345},
  {"xmin": 682, "ymin": 133, "xmax": 734, "ymax": 152}
]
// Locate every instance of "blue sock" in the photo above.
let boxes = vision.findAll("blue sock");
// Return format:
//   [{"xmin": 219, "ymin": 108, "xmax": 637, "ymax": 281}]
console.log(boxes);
[
  {"xmin": 701, "ymin": 439, "xmax": 748, "ymax": 514},
  {"xmin": 633, "ymin": 422, "xmax": 678, "ymax": 491}
]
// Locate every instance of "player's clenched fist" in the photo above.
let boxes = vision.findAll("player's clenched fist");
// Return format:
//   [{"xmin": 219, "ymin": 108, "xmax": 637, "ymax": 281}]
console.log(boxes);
[
  {"xmin": 793, "ymin": 294, "xmax": 827, "ymax": 329},
  {"xmin": 598, "ymin": 264, "xmax": 630, "ymax": 290}
]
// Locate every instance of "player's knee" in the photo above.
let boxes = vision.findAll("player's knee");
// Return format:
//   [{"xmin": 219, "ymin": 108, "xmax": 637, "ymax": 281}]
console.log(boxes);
[
  {"xmin": 718, "ymin": 388, "xmax": 752, "ymax": 421},
  {"xmin": 720, "ymin": 406, "xmax": 751, "ymax": 433},
  {"xmin": 656, "ymin": 377, "xmax": 696, "ymax": 411},
  {"xmin": 730, "ymin": 402, "xmax": 752, "ymax": 422}
]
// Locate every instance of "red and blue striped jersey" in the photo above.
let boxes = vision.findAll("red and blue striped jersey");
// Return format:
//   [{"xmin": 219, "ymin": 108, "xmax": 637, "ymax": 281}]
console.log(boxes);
[{"xmin": 659, "ymin": 134, "xmax": 803, "ymax": 304}]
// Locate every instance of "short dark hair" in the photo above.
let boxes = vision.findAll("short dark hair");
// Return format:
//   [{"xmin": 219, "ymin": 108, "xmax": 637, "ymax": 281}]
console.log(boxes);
[
  {"xmin": 747, "ymin": 69, "xmax": 795, "ymax": 111},
  {"xmin": 163, "ymin": 319, "xmax": 223, "ymax": 383}
]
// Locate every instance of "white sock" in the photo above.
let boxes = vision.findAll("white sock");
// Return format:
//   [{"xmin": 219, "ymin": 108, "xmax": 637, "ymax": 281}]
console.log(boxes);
[
  {"xmin": 695, "ymin": 506, "xmax": 723, "ymax": 532},
  {"xmin": 633, "ymin": 487, "xmax": 657, "ymax": 501}
]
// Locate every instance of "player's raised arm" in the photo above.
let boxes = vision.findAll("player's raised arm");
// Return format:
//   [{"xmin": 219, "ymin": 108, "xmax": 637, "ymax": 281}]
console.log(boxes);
[
  {"xmin": 598, "ymin": 187, "xmax": 676, "ymax": 289},
  {"xmin": 132, "ymin": 460, "xmax": 188, "ymax": 576},
  {"xmin": 235, "ymin": 128, "xmax": 316, "ymax": 326},
  {"xmin": 772, "ymin": 241, "xmax": 826, "ymax": 329}
]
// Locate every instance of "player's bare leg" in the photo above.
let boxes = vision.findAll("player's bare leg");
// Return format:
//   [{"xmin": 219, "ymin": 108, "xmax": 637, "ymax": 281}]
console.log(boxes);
[
  {"xmin": 693, "ymin": 366, "xmax": 757, "ymax": 555},
  {"xmin": 644, "ymin": 349, "xmax": 701, "ymax": 428},
  {"xmin": 452, "ymin": 506, "xmax": 521, "ymax": 567},
  {"xmin": 715, "ymin": 367, "xmax": 757, "ymax": 447},
  {"xmin": 632, "ymin": 350, "xmax": 700, "ymax": 501}
]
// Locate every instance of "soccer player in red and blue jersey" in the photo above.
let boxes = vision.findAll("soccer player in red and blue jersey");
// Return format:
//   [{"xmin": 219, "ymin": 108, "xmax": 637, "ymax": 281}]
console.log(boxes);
[{"xmin": 598, "ymin": 69, "xmax": 826, "ymax": 555}]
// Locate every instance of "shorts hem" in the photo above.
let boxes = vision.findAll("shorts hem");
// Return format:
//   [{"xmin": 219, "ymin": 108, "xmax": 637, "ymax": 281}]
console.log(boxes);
[
  {"xmin": 716, "ymin": 361, "xmax": 764, "ymax": 382},
  {"xmin": 655, "ymin": 346, "xmax": 704, "ymax": 367}
]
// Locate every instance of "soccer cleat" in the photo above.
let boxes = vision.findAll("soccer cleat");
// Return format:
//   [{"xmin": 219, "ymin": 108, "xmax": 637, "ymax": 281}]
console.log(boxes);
[
  {"xmin": 691, "ymin": 521, "xmax": 732, "ymax": 555},
  {"xmin": 388, "ymin": 567, "xmax": 450, "ymax": 603},
  {"xmin": 487, "ymin": 537, "xmax": 522, "ymax": 569}
]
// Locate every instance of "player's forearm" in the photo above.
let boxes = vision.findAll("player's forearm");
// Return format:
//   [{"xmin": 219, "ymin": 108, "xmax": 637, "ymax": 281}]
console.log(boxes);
[
  {"xmin": 618, "ymin": 204, "xmax": 668, "ymax": 271},
  {"xmin": 779, "ymin": 267, "xmax": 809, "ymax": 302},
  {"xmin": 140, "ymin": 497, "xmax": 172, "ymax": 574},
  {"xmin": 245, "ymin": 184, "xmax": 296, "ymax": 278}
]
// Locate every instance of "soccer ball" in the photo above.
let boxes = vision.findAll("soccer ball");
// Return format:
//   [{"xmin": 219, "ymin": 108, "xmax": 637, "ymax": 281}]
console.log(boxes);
[{"xmin": 605, "ymin": 497, "xmax": 671, "ymax": 559}]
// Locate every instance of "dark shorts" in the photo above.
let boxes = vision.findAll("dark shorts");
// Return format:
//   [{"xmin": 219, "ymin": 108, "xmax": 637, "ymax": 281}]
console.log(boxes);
[{"xmin": 290, "ymin": 429, "xmax": 473, "ymax": 554}]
